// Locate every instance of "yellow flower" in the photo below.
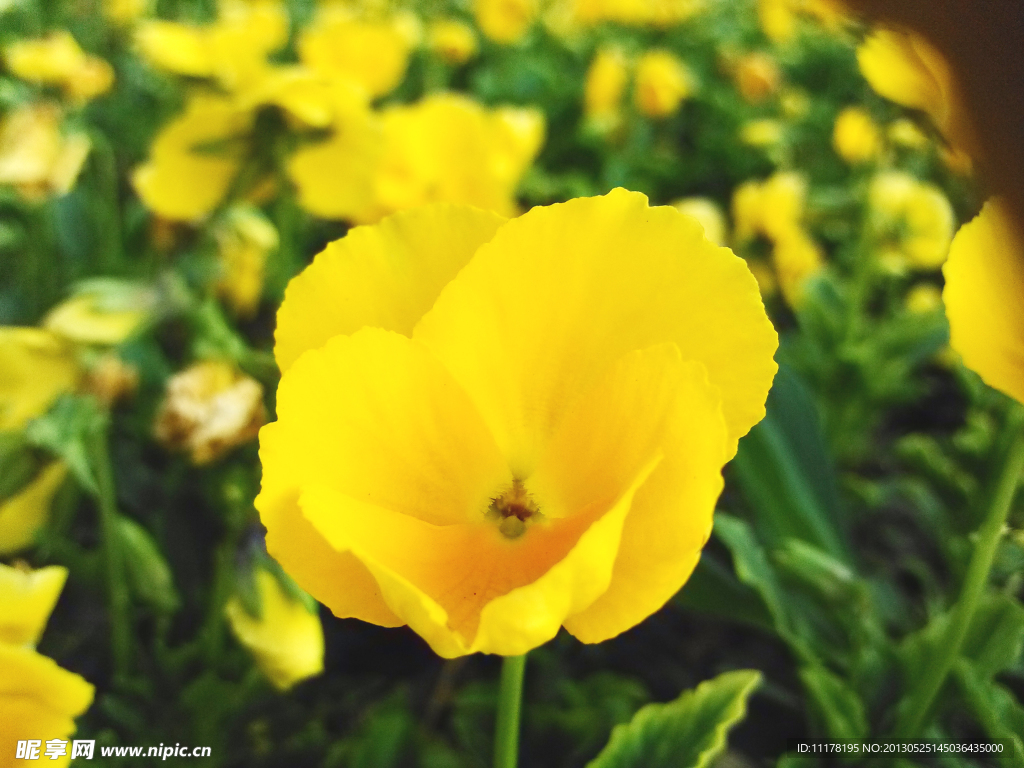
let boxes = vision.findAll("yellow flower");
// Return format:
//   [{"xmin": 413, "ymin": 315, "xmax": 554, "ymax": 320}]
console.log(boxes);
[
  {"xmin": 290, "ymin": 93, "xmax": 544, "ymax": 223},
  {"xmin": 0, "ymin": 564, "xmax": 67, "ymax": 646},
  {"xmin": 833, "ymin": 106, "xmax": 881, "ymax": 163},
  {"xmin": 225, "ymin": 569, "xmax": 324, "ymax": 690},
  {"xmin": 857, "ymin": 28, "xmax": 971, "ymax": 153},
  {"xmin": 298, "ymin": 9, "xmax": 411, "ymax": 99},
  {"xmin": 634, "ymin": 50, "xmax": 691, "ymax": 118},
  {"xmin": 772, "ymin": 226, "xmax": 823, "ymax": 308},
  {"xmin": 564, "ymin": 0, "xmax": 704, "ymax": 27},
  {"xmin": 757, "ymin": 0, "xmax": 848, "ymax": 43},
  {"xmin": 942, "ymin": 200, "xmax": 1024, "ymax": 405},
  {"xmin": 905, "ymin": 283, "xmax": 943, "ymax": 315},
  {"xmin": 739, "ymin": 118, "xmax": 784, "ymax": 148},
  {"xmin": 0, "ymin": 328, "xmax": 79, "ymax": 432},
  {"xmin": 215, "ymin": 205, "xmax": 279, "ymax": 317},
  {"xmin": 584, "ymin": 46, "xmax": 629, "ymax": 124},
  {"xmin": 734, "ymin": 51, "xmax": 781, "ymax": 103},
  {"xmin": 132, "ymin": 94, "xmax": 252, "ymax": 222},
  {"xmin": 0, "ymin": 563, "xmax": 93, "ymax": 767},
  {"xmin": 429, "ymin": 19, "xmax": 479, "ymax": 65},
  {"xmin": 732, "ymin": 171, "xmax": 807, "ymax": 243},
  {"xmin": 0, "ymin": 103, "xmax": 91, "ymax": 202},
  {"xmin": 474, "ymin": 0, "xmax": 538, "ymax": 43},
  {"xmin": 154, "ymin": 360, "xmax": 266, "ymax": 464},
  {"xmin": 868, "ymin": 171, "xmax": 954, "ymax": 271},
  {"xmin": 104, "ymin": 0, "xmax": 150, "ymax": 25},
  {"xmin": 4, "ymin": 31, "xmax": 114, "ymax": 102},
  {"xmin": 0, "ymin": 464, "xmax": 68, "ymax": 556},
  {"xmin": 135, "ymin": 0, "xmax": 288, "ymax": 91},
  {"xmin": 43, "ymin": 283, "xmax": 153, "ymax": 346},
  {"xmin": 887, "ymin": 117, "xmax": 929, "ymax": 150},
  {"xmin": 672, "ymin": 197, "xmax": 727, "ymax": 246},
  {"xmin": 259, "ymin": 190, "xmax": 778, "ymax": 657}
]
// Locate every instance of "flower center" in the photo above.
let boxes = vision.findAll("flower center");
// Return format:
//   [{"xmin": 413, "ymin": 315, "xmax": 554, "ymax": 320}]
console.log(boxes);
[{"xmin": 487, "ymin": 479, "xmax": 540, "ymax": 540}]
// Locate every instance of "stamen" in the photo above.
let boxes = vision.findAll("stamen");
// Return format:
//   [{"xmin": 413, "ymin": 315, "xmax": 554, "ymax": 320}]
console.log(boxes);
[{"xmin": 487, "ymin": 480, "xmax": 540, "ymax": 539}]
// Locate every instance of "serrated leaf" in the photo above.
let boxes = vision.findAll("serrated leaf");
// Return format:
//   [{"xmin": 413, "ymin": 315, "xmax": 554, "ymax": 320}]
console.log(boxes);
[
  {"xmin": 585, "ymin": 669, "xmax": 761, "ymax": 768},
  {"xmin": 953, "ymin": 660, "xmax": 1024, "ymax": 767}
]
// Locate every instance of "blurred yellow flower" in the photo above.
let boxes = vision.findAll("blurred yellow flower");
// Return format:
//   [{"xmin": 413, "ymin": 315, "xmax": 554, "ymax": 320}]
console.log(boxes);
[
  {"xmin": 225, "ymin": 568, "xmax": 324, "ymax": 690},
  {"xmin": 154, "ymin": 361, "xmax": 266, "ymax": 465},
  {"xmin": 942, "ymin": 200, "xmax": 1024, "ymax": 405},
  {"xmin": 135, "ymin": 0, "xmax": 288, "ymax": 91},
  {"xmin": 773, "ymin": 227, "xmax": 823, "ymax": 307},
  {"xmin": 732, "ymin": 172, "xmax": 822, "ymax": 306},
  {"xmin": 672, "ymin": 197, "xmax": 727, "ymax": 246},
  {"xmin": 0, "ymin": 464, "xmax": 68, "ymax": 556},
  {"xmin": 474, "ymin": 0, "xmax": 538, "ymax": 43},
  {"xmin": 104, "ymin": 0, "xmax": 149, "ymax": 24},
  {"xmin": 0, "ymin": 103, "xmax": 91, "ymax": 202},
  {"xmin": 4, "ymin": 31, "xmax": 114, "ymax": 102},
  {"xmin": 0, "ymin": 563, "xmax": 93, "ymax": 767},
  {"xmin": 869, "ymin": 171, "xmax": 954, "ymax": 271},
  {"xmin": 584, "ymin": 46, "xmax": 629, "ymax": 125},
  {"xmin": 833, "ymin": 106, "xmax": 881, "ymax": 163},
  {"xmin": 887, "ymin": 117, "xmax": 929, "ymax": 150},
  {"xmin": 215, "ymin": 205, "xmax": 279, "ymax": 317},
  {"xmin": 290, "ymin": 93, "xmax": 544, "ymax": 223},
  {"xmin": 43, "ymin": 284, "xmax": 153, "ymax": 346},
  {"xmin": 634, "ymin": 50, "xmax": 691, "ymax": 118},
  {"xmin": 904, "ymin": 283, "xmax": 943, "ymax": 315},
  {"xmin": 132, "ymin": 94, "xmax": 252, "ymax": 222},
  {"xmin": 565, "ymin": 0, "xmax": 704, "ymax": 28},
  {"xmin": 0, "ymin": 328, "xmax": 79, "ymax": 432},
  {"xmin": 758, "ymin": 0, "xmax": 848, "ymax": 43},
  {"xmin": 857, "ymin": 28, "xmax": 971, "ymax": 155},
  {"xmin": 298, "ymin": 9, "xmax": 411, "ymax": 99},
  {"xmin": 429, "ymin": 19, "xmax": 478, "ymax": 65},
  {"xmin": 260, "ymin": 190, "xmax": 777, "ymax": 657},
  {"xmin": 0, "ymin": 564, "xmax": 67, "ymax": 646},
  {"xmin": 734, "ymin": 51, "xmax": 781, "ymax": 103},
  {"xmin": 739, "ymin": 118, "xmax": 784, "ymax": 148}
]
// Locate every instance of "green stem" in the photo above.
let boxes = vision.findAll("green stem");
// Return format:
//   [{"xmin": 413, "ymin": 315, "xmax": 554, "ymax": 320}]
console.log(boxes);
[
  {"xmin": 90, "ymin": 422, "xmax": 132, "ymax": 677},
  {"xmin": 893, "ymin": 408, "xmax": 1024, "ymax": 738},
  {"xmin": 494, "ymin": 654, "xmax": 527, "ymax": 768}
]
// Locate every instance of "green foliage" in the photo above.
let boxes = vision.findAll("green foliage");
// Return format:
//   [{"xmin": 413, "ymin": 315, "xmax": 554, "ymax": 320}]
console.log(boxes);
[{"xmin": 585, "ymin": 670, "xmax": 761, "ymax": 768}]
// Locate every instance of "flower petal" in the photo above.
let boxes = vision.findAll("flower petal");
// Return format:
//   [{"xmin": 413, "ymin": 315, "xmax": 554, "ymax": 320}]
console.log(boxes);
[
  {"xmin": 943, "ymin": 199, "xmax": 1024, "ymax": 405},
  {"xmin": 261, "ymin": 327, "xmax": 509, "ymax": 528},
  {"xmin": 414, "ymin": 188, "xmax": 777, "ymax": 467},
  {"xmin": 0, "ymin": 462, "xmax": 67, "ymax": 556},
  {"xmin": 274, "ymin": 203, "xmax": 506, "ymax": 372},
  {"xmin": 564, "ymin": 359, "xmax": 728, "ymax": 643},
  {"xmin": 0, "ymin": 563, "xmax": 68, "ymax": 646}
]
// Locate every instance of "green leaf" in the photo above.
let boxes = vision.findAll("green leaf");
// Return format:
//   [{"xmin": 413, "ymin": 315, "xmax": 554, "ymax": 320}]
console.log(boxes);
[
  {"xmin": 731, "ymin": 364, "xmax": 850, "ymax": 563},
  {"xmin": 798, "ymin": 664, "xmax": 868, "ymax": 740},
  {"xmin": 953, "ymin": 660, "xmax": 1024, "ymax": 767},
  {"xmin": 675, "ymin": 552, "xmax": 775, "ymax": 632},
  {"xmin": 585, "ymin": 669, "xmax": 761, "ymax": 768},
  {"xmin": 773, "ymin": 538, "xmax": 858, "ymax": 604},
  {"xmin": 714, "ymin": 514, "xmax": 806, "ymax": 652},
  {"xmin": 24, "ymin": 395, "xmax": 105, "ymax": 496},
  {"xmin": 117, "ymin": 516, "xmax": 180, "ymax": 614}
]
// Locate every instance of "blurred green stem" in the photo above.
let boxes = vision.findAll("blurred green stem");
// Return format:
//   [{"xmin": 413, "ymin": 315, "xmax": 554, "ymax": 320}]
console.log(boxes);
[
  {"xmin": 90, "ymin": 421, "xmax": 133, "ymax": 677},
  {"xmin": 893, "ymin": 407, "xmax": 1024, "ymax": 737},
  {"xmin": 494, "ymin": 654, "xmax": 526, "ymax": 768}
]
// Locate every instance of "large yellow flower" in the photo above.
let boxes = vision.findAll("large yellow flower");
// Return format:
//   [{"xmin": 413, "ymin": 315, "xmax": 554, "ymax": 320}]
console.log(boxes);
[
  {"xmin": 0, "ymin": 563, "xmax": 93, "ymax": 768},
  {"xmin": 942, "ymin": 200, "xmax": 1024, "ymax": 405},
  {"xmin": 225, "ymin": 568, "xmax": 324, "ymax": 691},
  {"xmin": 259, "ymin": 190, "xmax": 777, "ymax": 657}
]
